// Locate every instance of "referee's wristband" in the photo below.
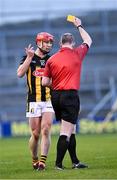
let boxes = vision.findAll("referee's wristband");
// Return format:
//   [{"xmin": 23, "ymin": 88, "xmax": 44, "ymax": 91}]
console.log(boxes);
[{"xmin": 77, "ymin": 25, "xmax": 84, "ymax": 29}]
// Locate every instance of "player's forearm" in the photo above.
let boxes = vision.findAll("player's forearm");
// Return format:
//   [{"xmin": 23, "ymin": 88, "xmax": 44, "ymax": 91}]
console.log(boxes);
[
  {"xmin": 78, "ymin": 26, "xmax": 92, "ymax": 47},
  {"xmin": 17, "ymin": 56, "xmax": 32, "ymax": 78}
]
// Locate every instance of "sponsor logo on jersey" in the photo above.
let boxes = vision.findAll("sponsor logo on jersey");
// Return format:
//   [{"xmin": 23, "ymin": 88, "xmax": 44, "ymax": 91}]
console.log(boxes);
[{"xmin": 33, "ymin": 68, "xmax": 44, "ymax": 77}]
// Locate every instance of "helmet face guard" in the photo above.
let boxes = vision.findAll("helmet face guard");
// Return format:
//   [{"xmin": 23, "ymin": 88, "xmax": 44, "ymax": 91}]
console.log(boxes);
[{"xmin": 36, "ymin": 32, "xmax": 54, "ymax": 54}]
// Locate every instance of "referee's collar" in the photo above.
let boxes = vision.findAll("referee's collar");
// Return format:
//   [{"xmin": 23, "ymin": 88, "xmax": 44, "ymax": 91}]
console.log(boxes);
[{"xmin": 60, "ymin": 47, "xmax": 73, "ymax": 52}]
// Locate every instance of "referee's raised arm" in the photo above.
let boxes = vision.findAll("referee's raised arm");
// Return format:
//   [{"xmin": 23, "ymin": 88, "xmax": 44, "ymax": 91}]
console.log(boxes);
[{"xmin": 73, "ymin": 17, "xmax": 92, "ymax": 48}]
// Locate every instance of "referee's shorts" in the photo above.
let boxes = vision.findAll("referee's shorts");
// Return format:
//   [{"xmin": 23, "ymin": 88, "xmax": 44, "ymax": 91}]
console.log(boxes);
[{"xmin": 51, "ymin": 90, "xmax": 80, "ymax": 124}]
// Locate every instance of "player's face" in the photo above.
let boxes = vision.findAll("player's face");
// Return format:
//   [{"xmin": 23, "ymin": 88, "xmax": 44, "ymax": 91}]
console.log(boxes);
[{"xmin": 42, "ymin": 40, "xmax": 53, "ymax": 52}]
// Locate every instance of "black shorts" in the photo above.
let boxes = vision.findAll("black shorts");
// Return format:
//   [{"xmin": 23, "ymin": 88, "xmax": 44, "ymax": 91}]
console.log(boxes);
[{"xmin": 51, "ymin": 90, "xmax": 80, "ymax": 124}]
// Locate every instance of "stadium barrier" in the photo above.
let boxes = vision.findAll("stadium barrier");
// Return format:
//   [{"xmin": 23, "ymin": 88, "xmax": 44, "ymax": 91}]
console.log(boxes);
[
  {"xmin": 0, "ymin": 121, "xmax": 12, "ymax": 137},
  {"xmin": 0, "ymin": 118, "xmax": 117, "ymax": 138}
]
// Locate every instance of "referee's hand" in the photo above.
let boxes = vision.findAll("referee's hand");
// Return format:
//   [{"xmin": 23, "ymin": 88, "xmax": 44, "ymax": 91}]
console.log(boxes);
[{"xmin": 73, "ymin": 17, "xmax": 82, "ymax": 28}]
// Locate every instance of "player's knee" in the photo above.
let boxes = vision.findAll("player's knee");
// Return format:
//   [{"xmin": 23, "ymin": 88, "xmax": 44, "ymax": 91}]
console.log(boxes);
[
  {"xmin": 42, "ymin": 125, "xmax": 50, "ymax": 136},
  {"xmin": 32, "ymin": 130, "xmax": 39, "ymax": 141}
]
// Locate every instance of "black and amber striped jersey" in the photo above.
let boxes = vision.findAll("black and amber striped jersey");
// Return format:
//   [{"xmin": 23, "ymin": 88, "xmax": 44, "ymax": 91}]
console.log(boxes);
[{"xmin": 20, "ymin": 53, "xmax": 51, "ymax": 102}]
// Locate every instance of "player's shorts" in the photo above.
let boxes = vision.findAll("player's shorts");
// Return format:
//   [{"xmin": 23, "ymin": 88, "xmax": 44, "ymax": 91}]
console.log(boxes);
[
  {"xmin": 26, "ymin": 101, "xmax": 54, "ymax": 117},
  {"xmin": 51, "ymin": 90, "xmax": 80, "ymax": 124}
]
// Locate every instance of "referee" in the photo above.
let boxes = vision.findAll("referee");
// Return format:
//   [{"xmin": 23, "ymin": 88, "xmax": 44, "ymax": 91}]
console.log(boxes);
[{"xmin": 42, "ymin": 16, "xmax": 92, "ymax": 170}]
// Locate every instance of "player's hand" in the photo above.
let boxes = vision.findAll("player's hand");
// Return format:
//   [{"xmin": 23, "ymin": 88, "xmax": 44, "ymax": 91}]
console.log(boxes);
[
  {"xmin": 73, "ymin": 17, "xmax": 82, "ymax": 27},
  {"xmin": 25, "ymin": 44, "xmax": 35, "ymax": 58}
]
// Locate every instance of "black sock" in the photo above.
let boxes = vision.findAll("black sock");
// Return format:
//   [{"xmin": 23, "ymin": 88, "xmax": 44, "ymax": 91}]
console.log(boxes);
[
  {"xmin": 56, "ymin": 135, "xmax": 69, "ymax": 167},
  {"xmin": 68, "ymin": 134, "xmax": 79, "ymax": 164}
]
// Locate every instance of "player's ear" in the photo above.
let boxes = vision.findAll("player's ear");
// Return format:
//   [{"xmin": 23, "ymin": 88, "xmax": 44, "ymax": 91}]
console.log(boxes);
[{"xmin": 37, "ymin": 41, "xmax": 43, "ymax": 48}]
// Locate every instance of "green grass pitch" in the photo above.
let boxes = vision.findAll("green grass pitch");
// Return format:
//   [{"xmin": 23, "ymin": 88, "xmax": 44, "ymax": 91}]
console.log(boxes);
[{"xmin": 0, "ymin": 133, "xmax": 117, "ymax": 179}]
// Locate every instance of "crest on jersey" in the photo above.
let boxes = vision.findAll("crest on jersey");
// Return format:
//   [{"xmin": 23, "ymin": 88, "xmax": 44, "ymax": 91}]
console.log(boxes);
[{"xmin": 40, "ymin": 60, "xmax": 46, "ymax": 66}]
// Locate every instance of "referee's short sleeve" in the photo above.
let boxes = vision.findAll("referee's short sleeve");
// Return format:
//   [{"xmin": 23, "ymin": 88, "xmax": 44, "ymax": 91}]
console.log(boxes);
[
  {"xmin": 44, "ymin": 60, "xmax": 51, "ymax": 78},
  {"xmin": 75, "ymin": 43, "xmax": 89, "ymax": 61}
]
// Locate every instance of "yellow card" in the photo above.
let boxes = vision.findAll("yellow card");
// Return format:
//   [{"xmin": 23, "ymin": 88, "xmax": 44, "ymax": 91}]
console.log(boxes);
[{"xmin": 67, "ymin": 15, "xmax": 75, "ymax": 22}]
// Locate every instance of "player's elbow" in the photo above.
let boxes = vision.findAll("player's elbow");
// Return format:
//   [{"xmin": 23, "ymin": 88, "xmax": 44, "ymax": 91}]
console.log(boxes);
[{"xmin": 17, "ymin": 70, "xmax": 24, "ymax": 78}]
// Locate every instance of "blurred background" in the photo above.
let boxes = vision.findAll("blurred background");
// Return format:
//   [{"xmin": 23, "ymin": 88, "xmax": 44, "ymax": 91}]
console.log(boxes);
[{"xmin": 0, "ymin": 0, "xmax": 117, "ymax": 137}]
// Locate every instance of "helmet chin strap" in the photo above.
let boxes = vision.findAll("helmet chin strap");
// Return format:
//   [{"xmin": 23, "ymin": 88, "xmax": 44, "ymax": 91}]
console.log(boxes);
[
  {"xmin": 37, "ymin": 41, "xmax": 50, "ymax": 54},
  {"xmin": 38, "ymin": 46, "xmax": 49, "ymax": 54}
]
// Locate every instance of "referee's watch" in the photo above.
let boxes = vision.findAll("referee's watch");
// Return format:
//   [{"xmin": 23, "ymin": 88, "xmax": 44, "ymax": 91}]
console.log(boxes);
[{"xmin": 77, "ymin": 25, "xmax": 84, "ymax": 29}]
